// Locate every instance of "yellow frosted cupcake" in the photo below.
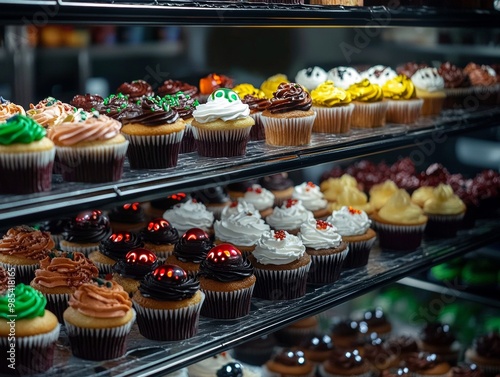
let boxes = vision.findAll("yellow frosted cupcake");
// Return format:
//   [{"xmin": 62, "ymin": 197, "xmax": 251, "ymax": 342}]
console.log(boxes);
[
  {"xmin": 369, "ymin": 180, "xmax": 399, "ymax": 211},
  {"xmin": 411, "ymin": 186, "xmax": 435, "ymax": 208},
  {"xmin": 412, "ymin": 68, "xmax": 446, "ymax": 116},
  {"xmin": 423, "ymin": 184, "xmax": 466, "ymax": 238},
  {"xmin": 347, "ymin": 79, "xmax": 388, "ymax": 128},
  {"xmin": 310, "ymin": 81, "xmax": 354, "ymax": 134},
  {"xmin": 371, "ymin": 189, "xmax": 428, "ymax": 251},
  {"xmin": 382, "ymin": 75, "xmax": 424, "ymax": 124},
  {"xmin": 260, "ymin": 73, "xmax": 290, "ymax": 99},
  {"xmin": 328, "ymin": 186, "xmax": 375, "ymax": 215},
  {"xmin": 320, "ymin": 174, "xmax": 358, "ymax": 204}
]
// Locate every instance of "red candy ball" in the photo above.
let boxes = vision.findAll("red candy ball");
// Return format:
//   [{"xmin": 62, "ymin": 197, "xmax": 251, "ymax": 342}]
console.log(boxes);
[
  {"xmin": 109, "ymin": 232, "xmax": 132, "ymax": 243},
  {"xmin": 152, "ymin": 264, "xmax": 187, "ymax": 282},
  {"xmin": 75, "ymin": 209, "xmax": 108, "ymax": 225},
  {"xmin": 125, "ymin": 248, "xmax": 157, "ymax": 265},
  {"xmin": 182, "ymin": 228, "xmax": 210, "ymax": 241},
  {"xmin": 207, "ymin": 244, "xmax": 242, "ymax": 264},
  {"xmin": 147, "ymin": 218, "xmax": 172, "ymax": 233},
  {"xmin": 123, "ymin": 202, "xmax": 140, "ymax": 211}
]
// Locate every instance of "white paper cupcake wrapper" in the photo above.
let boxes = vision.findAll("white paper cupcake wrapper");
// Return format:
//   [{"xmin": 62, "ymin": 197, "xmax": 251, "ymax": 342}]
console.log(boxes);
[
  {"xmin": 318, "ymin": 365, "xmax": 372, "ymax": 377},
  {"xmin": 307, "ymin": 247, "xmax": 349, "ymax": 284},
  {"xmin": 386, "ymin": 99, "xmax": 424, "ymax": 124},
  {"xmin": 124, "ymin": 130, "xmax": 184, "ymax": 146},
  {"xmin": 0, "ymin": 262, "xmax": 38, "ymax": 285},
  {"xmin": 201, "ymin": 284, "xmax": 255, "ymax": 319},
  {"xmin": 0, "ymin": 148, "xmax": 55, "ymax": 170},
  {"xmin": 351, "ymin": 101, "xmax": 388, "ymax": 128},
  {"xmin": 59, "ymin": 243, "xmax": 99, "ymax": 257},
  {"xmin": 312, "ymin": 104, "xmax": 354, "ymax": 134},
  {"xmin": 0, "ymin": 322, "xmax": 60, "ymax": 349},
  {"xmin": 261, "ymin": 113, "xmax": 316, "ymax": 146}
]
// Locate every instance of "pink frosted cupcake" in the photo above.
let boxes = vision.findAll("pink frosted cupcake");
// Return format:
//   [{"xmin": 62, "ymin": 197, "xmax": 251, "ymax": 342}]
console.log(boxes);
[
  {"xmin": 27, "ymin": 97, "xmax": 83, "ymax": 129},
  {"xmin": 347, "ymin": 79, "xmax": 388, "ymax": 128}
]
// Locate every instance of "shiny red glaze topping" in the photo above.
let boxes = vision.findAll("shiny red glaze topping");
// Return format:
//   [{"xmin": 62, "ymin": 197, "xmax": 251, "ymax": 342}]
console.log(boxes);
[
  {"xmin": 316, "ymin": 220, "xmax": 332, "ymax": 230},
  {"xmin": 152, "ymin": 264, "xmax": 187, "ymax": 282},
  {"xmin": 168, "ymin": 192, "xmax": 187, "ymax": 201},
  {"xmin": 306, "ymin": 181, "xmax": 316, "ymax": 191},
  {"xmin": 348, "ymin": 206, "xmax": 362, "ymax": 215},
  {"xmin": 123, "ymin": 202, "xmax": 140, "ymax": 211},
  {"xmin": 125, "ymin": 248, "xmax": 157, "ymax": 265},
  {"xmin": 286, "ymin": 199, "xmax": 298, "ymax": 208},
  {"xmin": 147, "ymin": 218, "xmax": 172, "ymax": 232},
  {"xmin": 274, "ymin": 230, "xmax": 287, "ymax": 240},
  {"xmin": 75, "ymin": 209, "xmax": 103, "ymax": 223},
  {"xmin": 230, "ymin": 201, "xmax": 238, "ymax": 208},
  {"xmin": 207, "ymin": 244, "xmax": 241, "ymax": 264},
  {"xmin": 247, "ymin": 185, "xmax": 263, "ymax": 194},
  {"xmin": 182, "ymin": 228, "xmax": 210, "ymax": 241},
  {"xmin": 110, "ymin": 232, "xmax": 132, "ymax": 243}
]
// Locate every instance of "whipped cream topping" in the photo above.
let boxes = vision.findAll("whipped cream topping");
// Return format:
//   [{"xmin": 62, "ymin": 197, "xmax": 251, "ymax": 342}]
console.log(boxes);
[
  {"xmin": 242, "ymin": 184, "xmax": 275, "ymax": 211},
  {"xmin": 221, "ymin": 199, "xmax": 261, "ymax": 220},
  {"xmin": 295, "ymin": 66, "xmax": 328, "ymax": 91},
  {"xmin": 412, "ymin": 68, "xmax": 445, "ymax": 92},
  {"xmin": 361, "ymin": 65, "xmax": 398, "ymax": 86},
  {"xmin": 265, "ymin": 200, "xmax": 314, "ymax": 231},
  {"xmin": 163, "ymin": 199, "xmax": 214, "ymax": 234},
  {"xmin": 292, "ymin": 182, "xmax": 328, "ymax": 211},
  {"xmin": 327, "ymin": 67, "xmax": 362, "ymax": 90},
  {"xmin": 253, "ymin": 230, "xmax": 306, "ymax": 265},
  {"xmin": 327, "ymin": 206, "xmax": 371, "ymax": 236},
  {"xmin": 299, "ymin": 218, "xmax": 342, "ymax": 250},
  {"xmin": 192, "ymin": 88, "xmax": 250, "ymax": 123},
  {"xmin": 214, "ymin": 211, "xmax": 271, "ymax": 246}
]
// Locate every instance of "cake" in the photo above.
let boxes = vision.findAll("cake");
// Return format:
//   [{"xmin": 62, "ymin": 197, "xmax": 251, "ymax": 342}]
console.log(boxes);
[
  {"xmin": 139, "ymin": 218, "xmax": 179, "ymax": 260},
  {"xmin": 107, "ymin": 202, "xmax": 148, "ymax": 233},
  {"xmin": 90, "ymin": 231, "xmax": 143, "ymax": 274},
  {"xmin": 260, "ymin": 82, "xmax": 316, "ymax": 146},
  {"xmin": 263, "ymin": 349, "xmax": 315, "ymax": 377},
  {"xmin": 382, "ymin": 74, "xmax": 424, "ymax": 124},
  {"xmin": 411, "ymin": 68, "xmax": 446, "ymax": 116},
  {"xmin": 162, "ymin": 199, "xmax": 214, "ymax": 236},
  {"xmin": 347, "ymin": 78, "xmax": 388, "ymax": 128},
  {"xmin": 116, "ymin": 79, "xmax": 154, "ymax": 102},
  {"xmin": 319, "ymin": 348, "xmax": 372, "ymax": 377},
  {"xmin": 419, "ymin": 322, "xmax": 460, "ymax": 365},
  {"xmin": 464, "ymin": 332, "xmax": 500, "ymax": 376},
  {"xmin": 266, "ymin": 199, "xmax": 314, "ymax": 235},
  {"xmin": 292, "ymin": 181, "xmax": 330, "ymax": 219},
  {"xmin": 248, "ymin": 230, "xmax": 311, "ymax": 300},
  {"xmin": 132, "ymin": 264, "xmax": 204, "ymax": 340},
  {"xmin": 241, "ymin": 184, "xmax": 275, "ymax": 218},
  {"xmin": 198, "ymin": 243, "xmax": 256, "ymax": 319},
  {"xmin": 295, "ymin": 66, "xmax": 328, "ymax": 91},
  {"xmin": 327, "ymin": 67, "xmax": 362, "ymax": 90}
]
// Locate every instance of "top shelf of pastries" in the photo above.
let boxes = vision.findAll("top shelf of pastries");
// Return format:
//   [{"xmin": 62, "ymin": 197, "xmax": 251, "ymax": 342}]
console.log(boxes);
[{"xmin": 1, "ymin": 1, "xmax": 499, "ymax": 27}]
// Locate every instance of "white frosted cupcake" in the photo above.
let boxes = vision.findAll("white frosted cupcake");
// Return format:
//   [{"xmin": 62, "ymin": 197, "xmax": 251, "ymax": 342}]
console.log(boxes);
[
  {"xmin": 327, "ymin": 206, "xmax": 376, "ymax": 269},
  {"xmin": 295, "ymin": 66, "xmax": 328, "ymax": 91},
  {"xmin": 266, "ymin": 199, "xmax": 314, "ymax": 235},
  {"xmin": 412, "ymin": 68, "xmax": 446, "ymax": 116},
  {"xmin": 248, "ymin": 230, "xmax": 311, "ymax": 300},
  {"xmin": 220, "ymin": 199, "xmax": 261, "ymax": 220},
  {"xmin": 327, "ymin": 67, "xmax": 362, "ymax": 90},
  {"xmin": 299, "ymin": 217, "xmax": 348, "ymax": 284},
  {"xmin": 241, "ymin": 184, "xmax": 275, "ymax": 218},
  {"xmin": 163, "ymin": 199, "xmax": 215, "ymax": 236},
  {"xmin": 360, "ymin": 65, "xmax": 398, "ymax": 86},
  {"xmin": 292, "ymin": 182, "xmax": 330, "ymax": 219}
]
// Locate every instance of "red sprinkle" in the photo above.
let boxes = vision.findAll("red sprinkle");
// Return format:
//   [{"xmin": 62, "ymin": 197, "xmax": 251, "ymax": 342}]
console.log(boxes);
[
  {"xmin": 286, "ymin": 199, "xmax": 298, "ymax": 208},
  {"xmin": 274, "ymin": 230, "xmax": 287, "ymax": 240},
  {"xmin": 348, "ymin": 206, "xmax": 362, "ymax": 215},
  {"xmin": 316, "ymin": 220, "xmax": 332, "ymax": 230}
]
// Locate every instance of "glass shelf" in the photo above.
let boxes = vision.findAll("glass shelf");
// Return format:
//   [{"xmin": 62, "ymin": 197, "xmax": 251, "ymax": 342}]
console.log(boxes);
[
  {"xmin": 1, "ymin": 1, "xmax": 499, "ymax": 27},
  {"xmin": 43, "ymin": 218, "xmax": 500, "ymax": 376},
  {"xmin": 1, "ymin": 106, "xmax": 499, "ymax": 228}
]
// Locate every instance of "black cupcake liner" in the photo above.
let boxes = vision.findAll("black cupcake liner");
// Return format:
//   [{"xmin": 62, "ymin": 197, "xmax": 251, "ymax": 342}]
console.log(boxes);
[
  {"xmin": 200, "ymin": 285, "xmax": 254, "ymax": 319},
  {"xmin": 252, "ymin": 261, "xmax": 311, "ymax": 300}
]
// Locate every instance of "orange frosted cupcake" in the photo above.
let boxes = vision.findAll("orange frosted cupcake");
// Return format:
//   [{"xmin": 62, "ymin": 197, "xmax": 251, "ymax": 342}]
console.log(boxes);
[
  {"xmin": 347, "ymin": 79, "xmax": 388, "ymax": 128},
  {"xmin": 27, "ymin": 97, "xmax": 83, "ymax": 129}
]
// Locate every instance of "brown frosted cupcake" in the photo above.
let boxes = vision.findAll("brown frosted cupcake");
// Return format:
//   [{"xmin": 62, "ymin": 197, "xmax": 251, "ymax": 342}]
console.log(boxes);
[
  {"xmin": 263, "ymin": 349, "xmax": 315, "ymax": 377},
  {"xmin": 259, "ymin": 173, "xmax": 295, "ymax": 207},
  {"xmin": 357, "ymin": 308, "xmax": 393, "ymax": 340},
  {"xmin": 198, "ymin": 244, "xmax": 256, "ymax": 319},
  {"xmin": 261, "ymin": 82, "xmax": 316, "ymax": 146},
  {"xmin": 464, "ymin": 63, "xmax": 499, "ymax": 106},
  {"xmin": 233, "ymin": 83, "xmax": 271, "ymax": 141},
  {"xmin": 248, "ymin": 230, "xmax": 311, "ymax": 300},
  {"xmin": 0, "ymin": 225, "xmax": 55, "ymax": 285},
  {"xmin": 319, "ymin": 348, "xmax": 372, "ymax": 377},
  {"xmin": 464, "ymin": 332, "xmax": 500, "ymax": 376},
  {"xmin": 419, "ymin": 322, "xmax": 460, "ymax": 365},
  {"xmin": 275, "ymin": 316, "xmax": 319, "ymax": 347},
  {"xmin": 363, "ymin": 336, "xmax": 399, "ymax": 372},
  {"xmin": 132, "ymin": 264, "xmax": 204, "ymax": 341},
  {"xmin": 347, "ymin": 79, "xmax": 388, "ymax": 128},
  {"xmin": 107, "ymin": 202, "xmax": 148, "ymax": 233},
  {"xmin": 192, "ymin": 186, "xmax": 231, "ymax": 221},
  {"xmin": 404, "ymin": 352, "xmax": 451, "ymax": 377},
  {"xmin": 438, "ymin": 62, "xmax": 472, "ymax": 109},
  {"xmin": 164, "ymin": 91, "xmax": 200, "ymax": 153},
  {"xmin": 387, "ymin": 335, "xmax": 420, "ymax": 364},
  {"xmin": 145, "ymin": 191, "xmax": 190, "ymax": 220},
  {"xmin": 331, "ymin": 320, "xmax": 360, "ymax": 349},
  {"xmin": 116, "ymin": 79, "xmax": 154, "ymax": 102},
  {"xmin": 300, "ymin": 334, "xmax": 335, "ymax": 365},
  {"xmin": 139, "ymin": 218, "xmax": 180, "ymax": 261},
  {"xmin": 157, "ymin": 79, "xmax": 199, "ymax": 99},
  {"xmin": 30, "ymin": 251, "xmax": 99, "ymax": 322}
]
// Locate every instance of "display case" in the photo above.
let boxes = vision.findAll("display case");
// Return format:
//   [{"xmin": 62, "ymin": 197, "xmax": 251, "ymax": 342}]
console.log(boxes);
[{"xmin": 1, "ymin": 1, "xmax": 500, "ymax": 375}]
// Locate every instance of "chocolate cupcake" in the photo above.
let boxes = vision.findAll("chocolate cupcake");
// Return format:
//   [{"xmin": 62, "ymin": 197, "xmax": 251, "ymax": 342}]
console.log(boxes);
[
  {"xmin": 319, "ymin": 348, "xmax": 371, "ymax": 377},
  {"xmin": 259, "ymin": 173, "xmax": 295, "ymax": 207},
  {"xmin": 116, "ymin": 79, "xmax": 154, "ymax": 102},
  {"xmin": 419, "ymin": 323, "xmax": 460, "ymax": 365},
  {"xmin": 146, "ymin": 192, "xmax": 190, "ymax": 219},
  {"xmin": 157, "ymin": 79, "xmax": 199, "ymax": 99},
  {"xmin": 363, "ymin": 336, "xmax": 399, "ymax": 372},
  {"xmin": 36, "ymin": 218, "xmax": 69, "ymax": 249},
  {"xmin": 164, "ymin": 91, "xmax": 200, "ymax": 153},
  {"xmin": 448, "ymin": 363, "xmax": 484, "ymax": 377},
  {"xmin": 193, "ymin": 186, "xmax": 231, "ymax": 221},
  {"xmin": 70, "ymin": 93, "xmax": 104, "ymax": 112},
  {"xmin": 97, "ymin": 93, "xmax": 142, "ymax": 122},
  {"xmin": 331, "ymin": 320, "xmax": 360, "ymax": 349},
  {"xmin": 263, "ymin": 349, "xmax": 315, "ymax": 377},
  {"xmin": 108, "ymin": 202, "xmax": 148, "ymax": 233},
  {"xmin": 139, "ymin": 218, "xmax": 179, "ymax": 261},
  {"xmin": 387, "ymin": 335, "xmax": 420, "ymax": 363},
  {"xmin": 358, "ymin": 308, "xmax": 392, "ymax": 340},
  {"xmin": 438, "ymin": 62, "xmax": 472, "ymax": 109},
  {"xmin": 465, "ymin": 332, "xmax": 500, "ymax": 377},
  {"xmin": 404, "ymin": 352, "xmax": 451, "ymax": 377},
  {"xmin": 300, "ymin": 334, "xmax": 335, "ymax": 364}
]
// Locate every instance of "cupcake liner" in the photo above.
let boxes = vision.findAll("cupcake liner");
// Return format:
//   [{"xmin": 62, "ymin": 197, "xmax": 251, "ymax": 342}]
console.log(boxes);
[
  {"xmin": 421, "ymin": 96, "xmax": 445, "ymax": 116},
  {"xmin": 307, "ymin": 247, "xmax": 349, "ymax": 285},
  {"xmin": 318, "ymin": 365, "xmax": 372, "ymax": 377},
  {"xmin": 0, "ymin": 262, "xmax": 38, "ymax": 285},
  {"xmin": 123, "ymin": 130, "xmax": 184, "ymax": 169},
  {"xmin": 252, "ymin": 261, "xmax": 311, "ymax": 300},
  {"xmin": 200, "ymin": 285, "xmax": 255, "ymax": 319},
  {"xmin": 351, "ymin": 101, "xmax": 388, "ymax": 128},
  {"xmin": 471, "ymin": 84, "xmax": 500, "ymax": 106},
  {"xmin": 133, "ymin": 292, "xmax": 204, "ymax": 341},
  {"xmin": 342, "ymin": 237, "xmax": 376, "ymax": 269},
  {"xmin": 0, "ymin": 323, "xmax": 60, "ymax": 376},
  {"xmin": 56, "ymin": 141, "xmax": 128, "ymax": 183},
  {"xmin": 91, "ymin": 260, "xmax": 114, "ymax": 275},
  {"xmin": 0, "ymin": 148, "xmax": 54, "ymax": 194},
  {"xmin": 249, "ymin": 112, "xmax": 266, "ymax": 141},
  {"xmin": 443, "ymin": 87, "xmax": 474, "ymax": 109},
  {"xmin": 261, "ymin": 113, "xmax": 316, "ymax": 146},
  {"xmin": 179, "ymin": 123, "xmax": 196, "ymax": 154},
  {"xmin": 312, "ymin": 104, "xmax": 354, "ymax": 134},
  {"xmin": 193, "ymin": 126, "xmax": 251, "ymax": 157},
  {"xmin": 49, "ymin": 234, "xmax": 64, "ymax": 250},
  {"xmin": 425, "ymin": 212, "xmax": 465, "ymax": 239},
  {"xmin": 373, "ymin": 221, "xmax": 426, "ymax": 251},
  {"xmin": 64, "ymin": 309, "xmax": 135, "ymax": 361},
  {"xmin": 385, "ymin": 99, "xmax": 424, "ymax": 124},
  {"xmin": 59, "ymin": 242, "xmax": 99, "ymax": 257},
  {"xmin": 44, "ymin": 292, "xmax": 71, "ymax": 323}
]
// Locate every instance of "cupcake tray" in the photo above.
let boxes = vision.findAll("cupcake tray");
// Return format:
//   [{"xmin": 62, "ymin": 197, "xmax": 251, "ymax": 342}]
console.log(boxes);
[
  {"xmin": 1, "ymin": 105, "xmax": 499, "ymax": 229},
  {"xmin": 41, "ymin": 217, "xmax": 500, "ymax": 376}
]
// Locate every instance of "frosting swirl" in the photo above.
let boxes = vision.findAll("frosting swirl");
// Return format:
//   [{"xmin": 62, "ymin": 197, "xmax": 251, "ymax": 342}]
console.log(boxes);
[
  {"xmin": 412, "ymin": 68, "xmax": 445, "ymax": 92},
  {"xmin": 0, "ymin": 284, "xmax": 46, "ymax": 320},
  {"xmin": 361, "ymin": 65, "xmax": 398, "ymax": 86},
  {"xmin": 0, "ymin": 225, "xmax": 54, "ymax": 260},
  {"xmin": 173, "ymin": 228, "xmax": 213, "ymax": 263},
  {"xmin": 272, "ymin": 349, "xmax": 309, "ymax": 367},
  {"xmin": 292, "ymin": 182, "xmax": 328, "ymax": 211},
  {"xmin": 116, "ymin": 80, "xmax": 154, "ymax": 101},
  {"xmin": 140, "ymin": 218, "xmax": 179, "ymax": 245},
  {"xmin": 311, "ymin": 81, "xmax": 352, "ymax": 107},
  {"xmin": 378, "ymin": 189, "xmax": 427, "ymax": 224},
  {"xmin": 98, "ymin": 93, "xmax": 142, "ymax": 121},
  {"xmin": 331, "ymin": 186, "xmax": 374, "ymax": 214},
  {"xmin": 0, "ymin": 267, "xmax": 7, "ymax": 295},
  {"xmin": 163, "ymin": 199, "xmax": 214, "ymax": 234},
  {"xmin": 265, "ymin": 199, "xmax": 314, "ymax": 231},
  {"xmin": 320, "ymin": 174, "xmax": 358, "ymax": 202},
  {"xmin": 70, "ymin": 93, "xmax": 104, "ymax": 112},
  {"xmin": 33, "ymin": 251, "xmax": 98, "ymax": 288},
  {"xmin": 326, "ymin": 206, "xmax": 371, "ymax": 236},
  {"xmin": 438, "ymin": 62, "xmax": 470, "ymax": 89},
  {"xmin": 242, "ymin": 184, "xmax": 275, "ymax": 211},
  {"xmin": 0, "ymin": 114, "xmax": 46, "ymax": 145},
  {"xmin": 99, "ymin": 232, "xmax": 144, "ymax": 261},
  {"xmin": 112, "ymin": 248, "xmax": 160, "ymax": 279},
  {"xmin": 464, "ymin": 63, "xmax": 497, "ymax": 87},
  {"xmin": 348, "ymin": 79, "xmax": 384, "ymax": 102},
  {"xmin": 411, "ymin": 186, "xmax": 435, "ymax": 208},
  {"xmin": 327, "ymin": 67, "xmax": 362, "ymax": 90},
  {"xmin": 121, "ymin": 96, "xmax": 180, "ymax": 126},
  {"xmin": 199, "ymin": 244, "xmax": 254, "ymax": 282},
  {"xmin": 214, "ymin": 211, "xmax": 270, "ymax": 247},
  {"xmin": 68, "ymin": 279, "xmax": 131, "ymax": 318},
  {"xmin": 299, "ymin": 218, "xmax": 342, "ymax": 250},
  {"xmin": 252, "ymin": 230, "xmax": 306, "ymax": 265},
  {"xmin": 474, "ymin": 332, "xmax": 500, "ymax": 358},
  {"xmin": 221, "ymin": 200, "xmax": 261, "ymax": 220},
  {"xmin": 0, "ymin": 102, "xmax": 25, "ymax": 123},
  {"xmin": 421, "ymin": 322, "xmax": 455, "ymax": 346},
  {"xmin": 138, "ymin": 264, "xmax": 199, "ymax": 301},
  {"xmin": 382, "ymin": 75, "xmax": 417, "ymax": 100},
  {"xmin": 423, "ymin": 184, "xmax": 466, "ymax": 215},
  {"xmin": 163, "ymin": 92, "xmax": 199, "ymax": 120},
  {"xmin": 27, "ymin": 97, "xmax": 80, "ymax": 128},
  {"xmin": 64, "ymin": 210, "xmax": 112, "ymax": 244},
  {"xmin": 192, "ymin": 88, "xmax": 250, "ymax": 123},
  {"xmin": 241, "ymin": 95, "xmax": 271, "ymax": 113},
  {"xmin": 295, "ymin": 66, "xmax": 328, "ymax": 91},
  {"xmin": 267, "ymin": 82, "xmax": 312, "ymax": 114},
  {"xmin": 369, "ymin": 180, "xmax": 399, "ymax": 210},
  {"xmin": 157, "ymin": 80, "xmax": 199, "ymax": 98},
  {"xmin": 108, "ymin": 202, "xmax": 147, "ymax": 225},
  {"xmin": 260, "ymin": 74, "xmax": 289, "ymax": 99}
]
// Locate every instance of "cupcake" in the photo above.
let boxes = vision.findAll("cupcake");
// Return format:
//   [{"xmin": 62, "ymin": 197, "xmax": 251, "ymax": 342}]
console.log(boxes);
[
  {"xmin": 132, "ymin": 264, "xmax": 204, "ymax": 340},
  {"xmin": 139, "ymin": 218, "xmax": 179, "ymax": 260},
  {"xmin": 412, "ymin": 186, "xmax": 436, "ymax": 208},
  {"xmin": 260, "ymin": 73, "xmax": 290, "ymax": 99},
  {"xmin": 0, "ymin": 225, "xmax": 54, "ymax": 285},
  {"xmin": 447, "ymin": 364, "xmax": 484, "ymax": 377},
  {"xmin": 292, "ymin": 181, "xmax": 330, "ymax": 219},
  {"xmin": 404, "ymin": 352, "xmax": 452, "ymax": 377},
  {"xmin": 112, "ymin": 248, "xmax": 160, "ymax": 296},
  {"xmin": 220, "ymin": 200, "xmax": 260, "ymax": 220},
  {"xmin": 382, "ymin": 74, "xmax": 424, "ymax": 124},
  {"xmin": 226, "ymin": 179, "xmax": 259, "ymax": 201},
  {"xmin": 0, "ymin": 284, "xmax": 60, "ymax": 375},
  {"xmin": 241, "ymin": 184, "xmax": 275, "ymax": 218},
  {"xmin": 233, "ymin": 83, "xmax": 271, "ymax": 141},
  {"xmin": 193, "ymin": 186, "xmax": 231, "ymax": 220},
  {"xmin": 329, "ymin": 186, "xmax": 375, "ymax": 216},
  {"xmin": 370, "ymin": 189, "xmax": 427, "ymax": 252},
  {"xmin": 327, "ymin": 67, "xmax": 362, "ymax": 90},
  {"xmin": 299, "ymin": 218, "xmax": 348, "ymax": 284},
  {"xmin": 396, "ymin": 62, "xmax": 429, "ymax": 79},
  {"xmin": 198, "ymin": 243, "xmax": 256, "ymax": 319},
  {"xmin": 369, "ymin": 180, "xmax": 399, "ymax": 211},
  {"xmin": 326, "ymin": 206, "xmax": 376, "ymax": 269},
  {"xmin": 0, "ymin": 114, "xmax": 55, "ymax": 194},
  {"xmin": 320, "ymin": 174, "xmax": 359, "ymax": 204},
  {"xmin": 162, "ymin": 199, "xmax": 214, "ymax": 236},
  {"xmin": 214, "ymin": 210, "xmax": 270, "ymax": 256},
  {"xmin": 48, "ymin": 112, "xmax": 128, "ymax": 183},
  {"xmin": 361, "ymin": 65, "xmax": 398, "ymax": 86},
  {"xmin": 438, "ymin": 62, "xmax": 472, "ymax": 109},
  {"xmin": 90, "ymin": 231, "xmax": 143, "ymax": 274},
  {"xmin": 63, "ymin": 278, "xmax": 135, "ymax": 361},
  {"xmin": 331, "ymin": 319, "xmax": 360, "ymax": 349},
  {"xmin": 464, "ymin": 332, "xmax": 500, "ymax": 376},
  {"xmin": 260, "ymin": 82, "xmax": 316, "ymax": 146},
  {"xmin": 266, "ymin": 199, "xmax": 314, "ymax": 235},
  {"xmin": 96, "ymin": 93, "xmax": 141, "ymax": 122},
  {"xmin": 199, "ymin": 73, "xmax": 234, "ymax": 103},
  {"xmin": 188, "ymin": 352, "xmax": 259, "ymax": 377},
  {"xmin": 263, "ymin": 349, "xmax": 315, "ymax": 377},
  {"xmin": 387, "ymin": 335, "xmax": 420, "ymax": 363},
  {"xmin": 70, "ymin": 93, "xmax": 104, "ymax": 112},
  {"xmin": 412, "ymin": 68, "xmax": 446, "ymax": 116},
  {"xmin": 157, "ymin": 79, "xmax": 199, "ymax": 99},
  {"xmin": 275, "ymin": 316, "xmax": 319, "ymax": 347},
  {"xmin": 0, "ymin": 98, "xmax": 25, "ymax": 123},
  {"xmin": 107, "ymin": 202, "xmax": 148, "ymax": 233},
  {"xmin": 164, "ymin": 91, "xmax": 200, "ymax": 153},
  {"xmin": 192, "ymin": 88, "xmax": 254, "ymax": 157},
  {"xmin": 357, "ymin": 308, "xmax": 393, "ymax": 340},
  {"xmin": 35, "ymin": 218, "xmax": 69, "ymax": 249},
  {"xmin": 419, "ymin": 322, "xmax": 460, "ymax": 365},
  {"xmin": 295, "ymin": 66, "xmax": 328, "ymax": 91},
  {"xmin": 300, "ymin": 334, "xmax": 335, "ymax": 364},
  {"xmin": 30, "ymin": 251, "xmax": 99, "ymax": 322},
  {"xmin": 146, "ymin": 191, "xmax": 190, "ymax": 219},
  {"xmin": 259, "ymin": 173, "xmax": 295, "ymax": 207},
  {"xmin": 310, "ymin": 81, "xmax": 354, "ymax": 134},
  {"xmin": 27, "ymin": 97, "xmax": 82, "ymax": 129},
  {"xmin": 59, "ymin": 210, "xmax": 112, "ymax": 256},
  {"xmin": 248, "ymin": 230, "xmax": 311, "ymax": 300},
  {"xmin": 120, "ymin": 95, "xmax": 185, "ymax": 169},
  {"xmin": 319, "ymin": 348, "xmax": 372, "ymax": 377},
  {"xmin": 464, "ymin": 63, "xmax": 498, "ymax": 105},
  {"xmin": 165, "ymin": 228, "xmax": 213, "ymax": 277},
  {"xmin": 233, "ymin": 334, "xmax": 278, "ymax": 366},
  {"xmin": 423, "ymin": 184, "xmax": 466, "ymax": 238},
  {"xmin": 116, "ymin": 79, "xmax": 154, "ymax": 102},
  {"xmin": 347, "ymin": 79, "xmax": 388, "ymax": 128},
  {"xmin": 363, "ymin": 336, "xmax": 399, "ymax": 372}
]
